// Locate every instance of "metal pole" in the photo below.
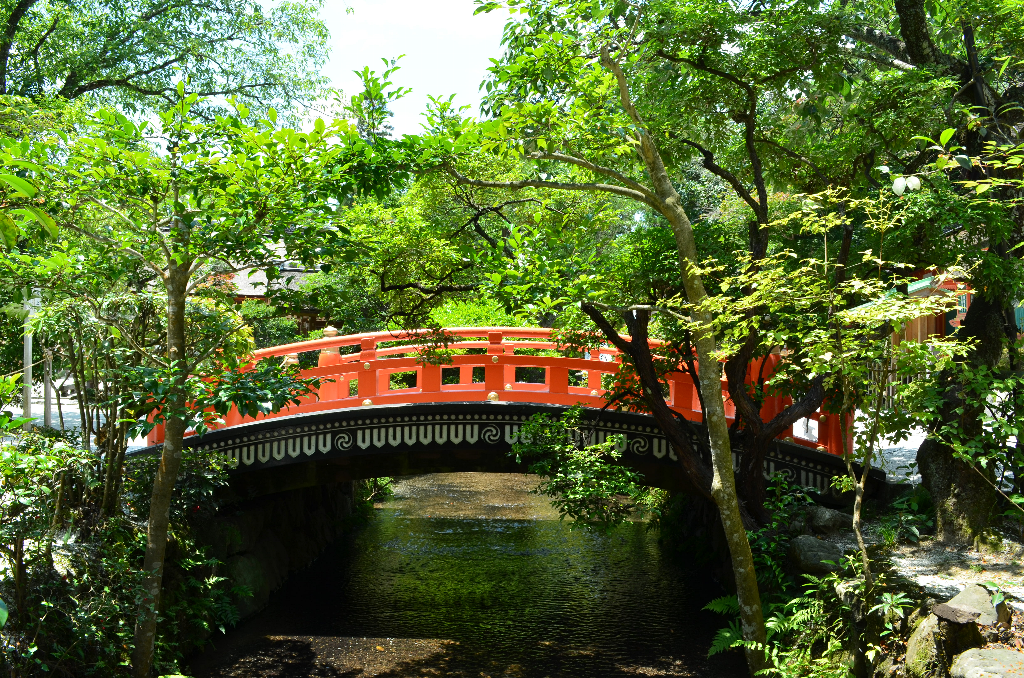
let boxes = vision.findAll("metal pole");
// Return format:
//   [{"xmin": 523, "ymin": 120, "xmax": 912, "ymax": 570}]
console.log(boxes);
[
  {"xmin": 43, "ymin": 349, "xmax": 52, "ymax": 428},
  {"xmin": 22, "ymin": 317, "xmax": 32, "ymax": 430},
  {"xmin": 22, "ymin": 290, "xmax": 40, "ymax": 431}
]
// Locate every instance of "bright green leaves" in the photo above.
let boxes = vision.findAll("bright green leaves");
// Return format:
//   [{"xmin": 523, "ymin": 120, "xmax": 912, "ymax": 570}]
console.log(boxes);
[
  {"xmin": 512, "ymin": 407, "xmax": 656, "ymax": 531},
  {"xmin": 0, "ymin": 133, "xmax": 63, "ymax": 248},
  {"xmin": 928, "ymin": 347, "xmax": 1024, "ymax": 506},
  {"xmin": 0, "ymin": 174, "xmax": 36, "ymax": 198},
  {"xmin": 0, "ymin": 213, "xmax": 19, "ymax": 249}
]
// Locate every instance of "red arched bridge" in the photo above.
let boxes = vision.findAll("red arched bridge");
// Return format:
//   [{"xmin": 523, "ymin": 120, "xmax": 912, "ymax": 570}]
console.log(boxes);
[{"xmin": 142, "ymin": 328, "xmax": 874, "ymax": 500}]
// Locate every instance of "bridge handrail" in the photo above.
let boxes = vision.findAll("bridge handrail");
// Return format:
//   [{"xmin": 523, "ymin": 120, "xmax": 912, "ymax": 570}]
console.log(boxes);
[
  {"xmin": 146, "ymin": 327, "xmax": 851, "ymax": 457},
  {"xmin": 247, "ymin": 326, "xmax": 663, "ymax": 362},
  {"xmin": 251, "ymin": 327, "xmax": 562, "ymax": 360}
]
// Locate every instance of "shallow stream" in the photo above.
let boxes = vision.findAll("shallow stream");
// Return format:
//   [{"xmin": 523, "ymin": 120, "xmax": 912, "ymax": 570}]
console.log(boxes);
[{"xmin": 191, "ymin": 473, "xmax": 746, "ymax": 677}]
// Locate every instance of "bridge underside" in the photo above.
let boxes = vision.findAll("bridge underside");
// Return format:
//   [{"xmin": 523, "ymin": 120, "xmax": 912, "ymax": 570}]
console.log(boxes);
[{"xmin": 133, "ymin": 402, "xmax": 885, "ymax": 505}]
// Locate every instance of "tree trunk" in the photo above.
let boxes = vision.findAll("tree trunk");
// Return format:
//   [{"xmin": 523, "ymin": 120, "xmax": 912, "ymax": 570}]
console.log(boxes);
[
  {"xmin": 918, "ymin": 439, "xmax": 995, "ymax": 544},
  {"xmin": 633, "ymin": 127, "xmax": 767, "ymax": 672},
  {"xmin": 917, "ymin": 295, "xmax": 1004, "ymax": 544},
  {"xmin": 131, "ymin": 266, "xmax": 189, "ymax": 678}
]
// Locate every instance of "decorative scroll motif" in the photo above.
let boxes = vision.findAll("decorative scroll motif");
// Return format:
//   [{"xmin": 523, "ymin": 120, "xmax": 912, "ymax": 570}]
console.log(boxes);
[
  {"xmin": 215, "ymin": 420, "xmax": 504, "ymax": 467},
  {"xmin": 213, "ymin": 420, "xmax": 688, "ymax": 470},
  {"xmin": 481, "ymin": 424, "xmax": 501, "ymax": 444}
]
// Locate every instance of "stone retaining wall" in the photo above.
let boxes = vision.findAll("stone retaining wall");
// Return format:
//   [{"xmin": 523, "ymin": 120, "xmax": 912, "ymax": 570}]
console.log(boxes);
[{"xmin": 198, "ymin": 481, "xmax": 356, "ymax": 618}]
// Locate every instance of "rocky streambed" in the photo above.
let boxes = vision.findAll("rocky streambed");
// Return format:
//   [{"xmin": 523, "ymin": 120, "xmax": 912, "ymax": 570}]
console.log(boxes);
[{"xmin": 785, "ymin": 503, "xmax": 1024, "ymax": 678}]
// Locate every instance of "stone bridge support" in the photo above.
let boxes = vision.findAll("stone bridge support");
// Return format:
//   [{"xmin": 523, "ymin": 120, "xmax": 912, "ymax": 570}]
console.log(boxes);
[{"xmin": 198, "ymin": 480, "xmax": 357, "ymax": 618}]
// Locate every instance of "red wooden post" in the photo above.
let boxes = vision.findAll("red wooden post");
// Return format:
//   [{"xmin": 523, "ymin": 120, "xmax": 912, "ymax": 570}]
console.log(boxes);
[
  {"xmin": 823, "ymin": 412, "xmax": 853, "ymax": 456},
  {"xmin": 503, "ymin": 344, "xmax": 515, "ymax": 387},
  {"xmin": 421, "ymin": 363, "xmax": 441, "ymax": 394},
  {"xmin": 587, "ymin": 346, "xmax": 603, "ymax": 392},
  {"xmin": 549, "ymin": 366, "xmax": 568, "ymax": 394},
  {"xmin": 670, "ymin": 373, "xmax": 694, "ymax": 414},
  {"xmin": 317, "ymin": 327, "xmax": 341, "ymax": 367},
  {"xmin": 358, "ymin": 337, "xmax": 377, "ymax": 399},
  {"xmin": 747, "ymin": 353, "xmax": 780, "ymax": 423},
  {"xmin": 318, "ymin": 327, "xmax": 342, "ymax": 401},
  {"xmin": 485, "ymin": 331, "xmax": 504, "ymax": 393},
  {"xmin": 817, "ymin": 412, "xmax": 831, "ymax": 451}
]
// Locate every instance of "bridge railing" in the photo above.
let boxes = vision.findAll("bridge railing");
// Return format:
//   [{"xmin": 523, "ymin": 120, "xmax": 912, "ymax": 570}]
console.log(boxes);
[{"xmin": 145, "ymin": 327, "xmax": 849, "ymax": 456}]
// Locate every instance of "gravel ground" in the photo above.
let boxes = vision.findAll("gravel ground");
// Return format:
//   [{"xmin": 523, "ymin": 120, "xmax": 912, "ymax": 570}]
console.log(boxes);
[{"xmin": 19, "ymin": 395, "xmax": 149, "ymax": 449}]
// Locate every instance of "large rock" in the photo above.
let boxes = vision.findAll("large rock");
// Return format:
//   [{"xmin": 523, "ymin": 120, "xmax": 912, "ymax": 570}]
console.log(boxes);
[
  {"xmin": 905, "ymin": 612, "xmax": 986, "ymax": 678},
  {"xmin": 951, "ymin": 648, "xmax": 1024, "ymax": 678},
  {"xmin": 806, "ymin": 505, "xmax": 852, "ymax": 534},
  {"xmin": 789, "ymin": 535, "xmax": 844, "ymax": 574},
  {"xmin": 835, "ymin": 578, "xmax": 865, "ymax": 623},
  {"xmin": 906, "ymin": 613, "xmax": 945, "ymax": 678},
  {"xmin": 935, "ymin": 584, "xmax": 1010, "ymax": 627}
]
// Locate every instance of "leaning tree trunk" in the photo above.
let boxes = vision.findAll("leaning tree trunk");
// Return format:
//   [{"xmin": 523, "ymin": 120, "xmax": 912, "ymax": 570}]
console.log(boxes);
[
  {"xmin": 632, "ymin": 129, "xmax": 767, "ymax": 672},
  {"xmin": 131, "ymin": 263, "xmax": 189, "ymax": 677}
]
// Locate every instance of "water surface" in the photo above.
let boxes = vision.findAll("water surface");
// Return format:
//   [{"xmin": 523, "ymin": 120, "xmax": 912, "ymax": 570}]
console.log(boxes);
[{"xmin": 192, "ymin": 473, "xmax": 746, "ymax": 677}]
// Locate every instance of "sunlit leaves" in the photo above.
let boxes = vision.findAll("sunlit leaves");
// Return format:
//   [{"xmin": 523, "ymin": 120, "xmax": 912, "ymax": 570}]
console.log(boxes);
[{"xmin": 512, "ymin": 407, "xmax": 657, "ymax": 531}]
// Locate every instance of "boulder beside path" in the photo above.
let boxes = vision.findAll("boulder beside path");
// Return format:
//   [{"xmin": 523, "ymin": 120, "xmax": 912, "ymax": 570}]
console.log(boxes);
[
  {"xmin": 951, "ymin": 648, "xmax": 1024, "ymax": 678},
  {"xmin": 788, "ymin": 535, "xmax": 844, "ymax": 574}
]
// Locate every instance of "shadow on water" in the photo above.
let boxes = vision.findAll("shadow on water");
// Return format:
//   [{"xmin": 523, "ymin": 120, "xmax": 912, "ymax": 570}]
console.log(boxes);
[{"xmin": 191, "ymin": 473, "xmax": 748, "ymax": 678}]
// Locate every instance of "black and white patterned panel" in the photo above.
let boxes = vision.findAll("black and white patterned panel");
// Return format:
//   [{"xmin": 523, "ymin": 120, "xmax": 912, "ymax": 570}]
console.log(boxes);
[
  {"xmin": 763, "ymin": 447, "xmax": 849, "ymax": 496},
  {"xmin": 197, "ymin": 411, "xmax": 685, "ymax": 471}
]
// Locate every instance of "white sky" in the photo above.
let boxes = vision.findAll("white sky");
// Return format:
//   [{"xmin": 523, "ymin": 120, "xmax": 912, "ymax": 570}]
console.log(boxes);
[{"xmin": 318, "ymin": 0, "xmax": 510, "ymax": 136}]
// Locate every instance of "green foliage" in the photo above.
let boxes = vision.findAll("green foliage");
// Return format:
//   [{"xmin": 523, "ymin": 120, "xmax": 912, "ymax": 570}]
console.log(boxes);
[
  {"xmin": 0, "ymin": 0, "xmax": 331, "ymax": 118},
  {"xmin": 0, "ymin": 374, "xmax": 32, "ymax": 429},
  {"xmin": 239, "ymin": 299, "xmax": 301, "ymax": 349},
  {"xmin": 747, "ymin": 477, "xmax": 816, "ymax": 596},
  {"xmin": 869, "ymin": 591, "xmax": 913, "ymax": 638},
  {"xmin": 429, "ymin": 298, "xmax": 525, "ymax": 328},
  {"xmin": 878, "ymin": 488, "xmax": 935, "ymax": 546},
  {"xmin": 511, "ymin": 407, "xmax": 660, "ymax": 530},
  {"xmin": 0, "ymin": 433, "xmax": 245, "ymax": 677},
  {"xmin": 927, "ymin": 341, "xmax": 1024, "ymax": 491},
  {"xmin": 357, "ymin": 477, "xmax": 395, "ymax": 504},
  {"xmin": 706, "ymin": 553, "xmax": 865, "ymax": 675}
]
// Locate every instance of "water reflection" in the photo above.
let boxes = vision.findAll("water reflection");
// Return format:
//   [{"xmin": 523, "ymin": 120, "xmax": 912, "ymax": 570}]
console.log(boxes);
[{"xmin": 192, "ymin": 473, "xmax": 746, "ymax": 677}]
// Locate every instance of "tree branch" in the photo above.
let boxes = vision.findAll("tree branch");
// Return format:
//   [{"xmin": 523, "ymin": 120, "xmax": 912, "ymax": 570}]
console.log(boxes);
[
  {"xmin": 675, "ymin": 137, "xmax": 762, "ymax": 219},
  {"xmin": 0, "ymin": 0, "xmax": 39, "ymax": 93},
  {"xmin": 602, "ymin": 45, "xmax": 647, "ymax": 127},
  {"xmin": 755, "ymin": 138, "xmax": 830, "ymax": 187},
  {"xmin": 656, "ymin": 50, "xmax": 754, "ymax": 98},
  {"xmin": 529, "ymin": 151, "xmax": 659, "ymax": 203},
  {"xmin": 444, "ymin": 165, "xmax": 656, "ymax": 207},
  {"xmin": 380, "ymin": 280, "xmax": 479, "ymax": 296},
  {"xmin": 62, "ymin": 222, "xmax": 166, "ymax": 280}
]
